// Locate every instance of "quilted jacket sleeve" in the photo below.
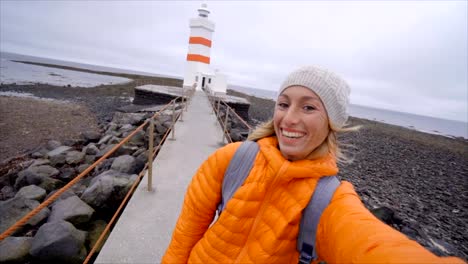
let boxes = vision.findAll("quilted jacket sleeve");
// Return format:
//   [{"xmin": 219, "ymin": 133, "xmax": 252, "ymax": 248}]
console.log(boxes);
[
  {"xmin": 161, "ymin": 142, "xmax": 241, "ymax": 264},
  {"xmin": 316, "ymin": 181, "xmax": 465, "ymax": 264}
]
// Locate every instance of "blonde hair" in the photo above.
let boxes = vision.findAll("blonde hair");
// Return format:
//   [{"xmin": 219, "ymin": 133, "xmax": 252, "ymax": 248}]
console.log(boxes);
[{"xmin": 247, "ymin": 119, "xmax": 359, "ymax": 163}]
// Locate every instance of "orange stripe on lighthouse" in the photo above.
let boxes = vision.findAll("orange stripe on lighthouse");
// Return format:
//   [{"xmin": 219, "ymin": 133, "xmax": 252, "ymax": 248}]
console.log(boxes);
[
  {"xmin": 189, "ymin": 37, "xmax": 212, "ymax": 47},
  {"xmin": 187, "ymin": 54, "xmax": 210, "ymax": 64}
]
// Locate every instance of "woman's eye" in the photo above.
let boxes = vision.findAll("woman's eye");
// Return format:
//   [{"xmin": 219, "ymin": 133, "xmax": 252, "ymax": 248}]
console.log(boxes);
[
  {"xmin": 303, "ymin": 105, "xmax": 315, "ymax": 112},
  {"xmin": 277, "ymin": 103, "xmax": 288, "ymax": 109}
]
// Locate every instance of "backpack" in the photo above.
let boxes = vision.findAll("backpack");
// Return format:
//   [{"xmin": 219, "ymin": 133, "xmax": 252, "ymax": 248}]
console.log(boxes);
[{"xmin": 217, "ymin": 141, "xmax": 340, "ymax": 264}]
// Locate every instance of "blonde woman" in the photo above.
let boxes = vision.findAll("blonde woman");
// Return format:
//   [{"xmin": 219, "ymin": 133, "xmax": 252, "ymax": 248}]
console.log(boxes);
[{"xmin": 162, "ymin": 66, "xmax": 464, "ymax": 264}]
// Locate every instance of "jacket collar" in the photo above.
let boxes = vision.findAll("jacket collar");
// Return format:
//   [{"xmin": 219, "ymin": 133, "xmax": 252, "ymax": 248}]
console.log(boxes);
[{"xmin": 257, "ymin": 136, "xmax": 339, "ymax": 180}]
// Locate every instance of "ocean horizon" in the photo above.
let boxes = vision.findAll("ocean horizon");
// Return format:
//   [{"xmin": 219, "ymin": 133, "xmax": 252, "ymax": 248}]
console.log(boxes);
[
  {"xmin": 228, "ymin": 85, "xmax": 467, "ymax": 139},
  {"xmin": 1, "ymin": 51, "xmax": 466, "ymax": 139}
]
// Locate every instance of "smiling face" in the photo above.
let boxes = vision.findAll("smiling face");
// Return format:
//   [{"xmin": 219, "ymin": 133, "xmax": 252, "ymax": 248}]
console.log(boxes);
[{"xmin": 273, "ymin": 86, "xmax": 330, "ymax": 161}]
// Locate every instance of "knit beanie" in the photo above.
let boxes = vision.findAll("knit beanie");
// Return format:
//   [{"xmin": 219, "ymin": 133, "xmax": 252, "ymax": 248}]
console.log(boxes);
[{"xmin": 278, "ymin": 66, "xmax": 351, "ymax": 128}]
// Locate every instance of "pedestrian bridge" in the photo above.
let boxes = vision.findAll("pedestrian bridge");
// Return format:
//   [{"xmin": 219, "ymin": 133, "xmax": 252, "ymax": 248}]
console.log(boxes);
[{"xmin": 95, "ymin": 90, "xmax": 229, "ymax": 263}]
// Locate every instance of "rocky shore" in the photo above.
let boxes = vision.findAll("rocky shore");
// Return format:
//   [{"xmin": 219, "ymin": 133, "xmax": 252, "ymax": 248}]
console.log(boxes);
[
  {"xmin": 0, "ymin": 91, "xmax": 182, "ymax": 263},
  {"xmin": 0, "ymin": 69, "xmax": 466, "ymax": 262}
]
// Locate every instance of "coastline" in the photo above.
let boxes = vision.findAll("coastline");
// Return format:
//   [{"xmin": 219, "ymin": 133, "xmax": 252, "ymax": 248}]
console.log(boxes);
[{"xmin": 0, "ymin": 68, "xmax": 466, "ymax": 260}]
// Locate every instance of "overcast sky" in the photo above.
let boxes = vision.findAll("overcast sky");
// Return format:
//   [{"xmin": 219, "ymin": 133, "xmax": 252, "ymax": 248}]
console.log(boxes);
[{"xmin": 0, "ymin": 1, "xmax": 467, "ymax": 122}]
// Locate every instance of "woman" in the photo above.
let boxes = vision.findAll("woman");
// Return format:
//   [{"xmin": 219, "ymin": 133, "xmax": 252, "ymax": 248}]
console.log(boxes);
[{"xmin": 162, "ymin": 66, "xmax": 464, "ymax": 263}]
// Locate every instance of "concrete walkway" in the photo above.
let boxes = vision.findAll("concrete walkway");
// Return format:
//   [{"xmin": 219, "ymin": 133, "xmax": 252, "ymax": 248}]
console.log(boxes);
[{"xmin": 95, "ymin": 91, "xmax": 225, "ymax": 263}]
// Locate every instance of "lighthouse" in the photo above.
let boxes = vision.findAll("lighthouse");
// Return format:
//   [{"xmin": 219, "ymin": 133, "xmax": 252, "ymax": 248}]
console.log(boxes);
[{"xmin": 183, "ymin": 4, "xmax": 216, "ymax": 91}]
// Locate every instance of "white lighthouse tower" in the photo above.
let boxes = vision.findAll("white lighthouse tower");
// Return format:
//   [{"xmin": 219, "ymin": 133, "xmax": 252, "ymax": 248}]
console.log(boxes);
[{"xmin": 183, "ymin": 3, "xmax": 216, "ymax": 91}]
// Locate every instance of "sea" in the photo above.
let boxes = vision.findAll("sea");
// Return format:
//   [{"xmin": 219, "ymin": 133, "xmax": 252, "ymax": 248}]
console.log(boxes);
[
  {"xmin": 1, "ymin": 51, "xmax": 466, "ymax": 139},
  {"xmin": 228, "ymin": 85, "xmax": 468, "ymax": 139}
]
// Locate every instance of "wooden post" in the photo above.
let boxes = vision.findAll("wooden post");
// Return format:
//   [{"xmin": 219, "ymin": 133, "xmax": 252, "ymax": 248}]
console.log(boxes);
[
  {"xmin": 171, "ymin": 100, "xmax": 176, "ymax": 140},
  {"xmin": 148, "ymin": 118, "xmax": 154, "ymax": 192},
  {"xmin": 179, "ymin": 97, "xmax": 184, "ymax": 122},
  {"xmin": 222, "ymin": 108, "xmax": 230, "ymax": 143}
]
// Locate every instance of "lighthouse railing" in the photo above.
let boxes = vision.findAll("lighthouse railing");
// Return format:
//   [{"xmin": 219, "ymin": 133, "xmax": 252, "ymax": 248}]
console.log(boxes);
[{"xmin": 204, "ymin": 87, "xmax": 252, "ymax": 144}]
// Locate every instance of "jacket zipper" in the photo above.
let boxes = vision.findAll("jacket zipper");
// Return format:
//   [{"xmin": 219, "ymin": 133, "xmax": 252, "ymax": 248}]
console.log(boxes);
[{"xmin": 233, "ymin": 162, "xmax": 289, "ymax": 264}]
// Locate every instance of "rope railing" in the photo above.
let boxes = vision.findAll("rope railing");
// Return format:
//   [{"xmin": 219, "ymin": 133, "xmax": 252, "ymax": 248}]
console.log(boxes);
[
  {"xmin": 82, "ymin": 106, "xmax": 181, "ymax": 264},
  {"xmin": 0, "ymin": 88, "xmax": 195, "ymax": 253},
  {"xmin": 204, "ymin": 88, "xmax": 252, "ymax": 144}
]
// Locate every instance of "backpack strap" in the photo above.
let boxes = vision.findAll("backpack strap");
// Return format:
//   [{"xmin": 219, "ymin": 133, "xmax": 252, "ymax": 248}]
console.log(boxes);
[
  {"xmin": 297, "ymin": 176, "xmax": 341, "ymax": 264},
  {"xmin": 217, "ymin": 140, "xmax": 259, "ymax": 214}
]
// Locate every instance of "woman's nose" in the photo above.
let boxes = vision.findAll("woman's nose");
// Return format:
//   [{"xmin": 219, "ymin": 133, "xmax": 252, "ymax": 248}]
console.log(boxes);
[{"xmin": 283, "ymin": 107, "xmax": 299, "ymax": 125}]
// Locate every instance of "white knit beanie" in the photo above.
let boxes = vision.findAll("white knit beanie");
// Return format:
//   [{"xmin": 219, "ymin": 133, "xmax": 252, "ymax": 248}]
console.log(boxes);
[{"xmin": 278, "ymin": 66, "xmax": 351, "ymax": 128}]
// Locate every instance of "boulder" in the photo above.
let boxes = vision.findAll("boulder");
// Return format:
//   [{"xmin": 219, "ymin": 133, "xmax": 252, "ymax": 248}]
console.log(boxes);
[
  {"xmin": 64, "ymin": 138, "xmax": 84, "ymax": 147},
  {"xmin": 38, "ymin": 177, "xmax": 64, "ymax": 193},
  {"xmin": 0, "ymin": 169, "xmax": 15, "ymax": 189},
  {"xmin": 112, "ymin": 112, "xmax": 146, "ymax": 125},
  {"xmin": 229, "ymin": 128, "xmax": 245, "ymax": 142},
  {"xmin": 58, "ymin": 167, "xmax": 77, "ymax": 181},
  {"xmin": 159, "ymin": 114, "xmax": 174, "ymax": 128},
  {"xmin": 82, "ymin": 131, "xmax": 101, "ymax": 143},
  {"xmin": 0, "ymin": 197, "xmax": 50, "ymax": 233},
  {"xmin": 117, "ymin": 144, "xmax": 140, "ymax": 156},
  {"xmin": 70, "ymin": 182, "xmax": 88, "ymax": 197},
  {"xmin": 66, "ymin": 151, "xmax": 85, "ymax": 165},
  {"xmin": 19, "ymin": 165, "xmax": 59, "ymax": 179},
  {"xmin": 136, "ymin": 151, "xmax": 148, "ymax": 164},
  {"xmin": 371, "ymin": 206, "xmax": 402, "ymax": 226},
  {"xmin": 96, "ymin": 144, "xmax": 117, "ymax": 159},
  {"xmin": 0, "ymin": 236, "xmax": 33, "ymax": 263},
  {"xmin": 86, "ymin": 220, "xmax": 108, "ymax": 253},
  {"xmin": 48, "ymin": 196, "xmax": 95, "ymax": 225},
  {"xmin": 0, "ymin": 186, "xmax": 15, "ymax": 201},
  {"xmin": 108, "ymin": 136, "xmax": 121, "ymax": 145},
  {"xmin": 30, "ymin": 221, "xmax": 87, "ymax": 264},
  {"xmin": 15, "ymin": 185, "xmax": 46, "ymax": 201},
  {"xmin": 104, "ymin": 123, "xmax": 118, "ymax": 134},
  {"xmin": 80, "ymin": 175, "xmax": 113, "ymax": 210},
  {"xmin": 46, "ymin": 140, "xmax": 62, "ymax": 151},
  {"xmin": 47, "ymin": 146, "xmax": 72, "ymax": 166},
  {"xmin": 98, "ymin": 134, "xmax": 113, "ymax": 146},
  {"xmin": 31, "ymin": 151, "xmax": 46, "ymax": 159},
  {"xmin": 153, "ymin": 120, "xmax": 167, "ymax": 135},
  {"xmin": 118, "ymin": 124, "xmax": 135, "ymax": 133},
  {"xmin": 132, "ymin": 148, "xmax": 146, "ymax": 157},
  {"xmin": 28, "ymin": 158, "xmax": 51, "ymax": 168},
  {"xmin": 77, "ymin": 164, "xmax": 89, "ymax": 174},
  {"xmin": 93, "ymin": 158, "xmax": 114, "ymax": 176},
  {"xmin": 128, "ymin": 130, "xmax": 145, "ymax": 146},
  {"xmin": 111, "ymin": 155, "xmax": 136, "ymax": 174},
  {"xmin": 85, "ymin": 155, "xmax": 96, "ymax": 164},
  {"xmin": 15, "ymin": 165, "xmax": 60, "ymax": 190},
  {"xmin": 81, "ymin": 170, "xmax": 137, "ymax": 209},
  {"xmin": 83, "ymin": 143, "xmax": 99, "ymax": 155}
]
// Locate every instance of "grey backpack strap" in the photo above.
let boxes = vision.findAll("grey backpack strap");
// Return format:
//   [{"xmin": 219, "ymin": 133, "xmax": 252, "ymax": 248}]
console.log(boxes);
[
  {"xmin": 297, "ymin": 176, "xmax": 341, "ymax": 264},
  {"xmin": 217, "ymin": 140, "xmax": 259, "ymax": 214}
]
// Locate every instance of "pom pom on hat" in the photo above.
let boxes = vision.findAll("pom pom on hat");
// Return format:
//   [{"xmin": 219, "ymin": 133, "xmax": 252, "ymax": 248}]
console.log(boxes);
[{"xmin": 278, "ymin": 66, "xmax": 351, "ymax": 128}]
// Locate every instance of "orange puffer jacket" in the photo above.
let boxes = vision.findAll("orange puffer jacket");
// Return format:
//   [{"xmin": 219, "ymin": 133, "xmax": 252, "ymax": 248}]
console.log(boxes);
[{"xmin": 162, "ymin": 137, "xmax": 464, "ymax": 264}]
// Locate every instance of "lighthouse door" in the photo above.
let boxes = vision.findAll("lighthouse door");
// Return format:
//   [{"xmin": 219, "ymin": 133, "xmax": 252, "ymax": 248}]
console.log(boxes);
[{"xmin": 202, "ymin": 77, "xmax": 206, "ymax": 89}]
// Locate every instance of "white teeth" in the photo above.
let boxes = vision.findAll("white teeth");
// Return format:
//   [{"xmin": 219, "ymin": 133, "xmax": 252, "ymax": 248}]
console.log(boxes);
[{"xmin": 282, "ymin": 130, "xmax": 305, "ymax": 138}]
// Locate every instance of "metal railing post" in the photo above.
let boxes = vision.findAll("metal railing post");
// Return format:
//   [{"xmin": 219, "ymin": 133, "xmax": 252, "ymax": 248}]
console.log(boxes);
[
  {"xmin": 216, "ymin": 99, "xmax": 221, "ymax": 115},
  {"xmin": 211, "ymin": 96, "xmax": 215, "ymax": 114},
  {"xmin": 179, "ymin": 97, "xmax": 184, "ymax": 122},
  {"xmin": 222, "ymin": 108, "xmax": 230, "ymax": 144},
  {"xmin": 184, "ymin": 90, "xmax": 188, "ymax": 112},
  {"xmin": 171, "ymin": 100, "xmax": 176, "ymax": 140},
  {"xmin": 148, "ymin": 118, "xmax": 154, "ymax": 192}
]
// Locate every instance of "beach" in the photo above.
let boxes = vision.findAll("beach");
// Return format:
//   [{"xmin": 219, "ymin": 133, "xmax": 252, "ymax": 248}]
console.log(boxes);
[{"xmin": 0, "ymin": 66, "xmax": 467, "ymax": 260}]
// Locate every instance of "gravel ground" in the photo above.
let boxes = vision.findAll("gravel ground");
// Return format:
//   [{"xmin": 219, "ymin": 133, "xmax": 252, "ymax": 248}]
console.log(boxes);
[
  {"xmin": 0, "ymin": 64, "xmax": 466, "ymax": 260},
  {"xmin": 228, "ymin": 89, "xmax": 468, "ymax": 260},
  {"xmin": 0, "ymin": 96, "xmax": 100, "ymax": 161}
]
